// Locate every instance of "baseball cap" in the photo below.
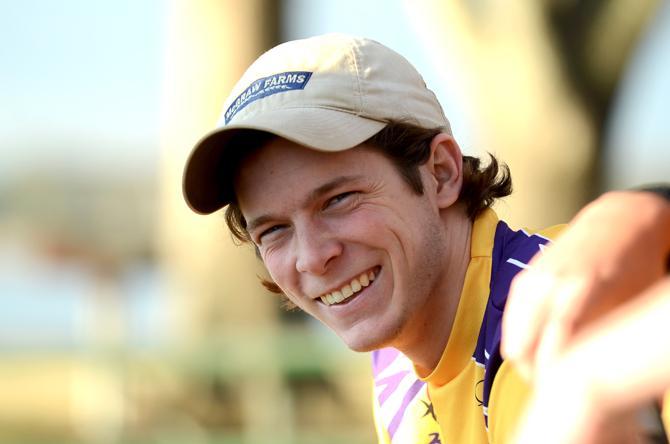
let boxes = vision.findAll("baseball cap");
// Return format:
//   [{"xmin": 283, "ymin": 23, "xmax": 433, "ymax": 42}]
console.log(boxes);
[{"xmin": 183, "ymin": 33, "xmax": 451, "ymax": 214}]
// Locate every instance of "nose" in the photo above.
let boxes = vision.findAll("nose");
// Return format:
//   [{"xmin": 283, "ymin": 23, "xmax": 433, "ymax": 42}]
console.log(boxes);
[{"xmin": 294, "ymin": 223, "xmax": 343, "ymax": 275}]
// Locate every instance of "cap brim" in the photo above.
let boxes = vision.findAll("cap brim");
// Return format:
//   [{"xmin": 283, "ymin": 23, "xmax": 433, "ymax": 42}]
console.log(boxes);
[{"xmin": 183, "ymin": 107, "xmax": 387, "ymax": 214}]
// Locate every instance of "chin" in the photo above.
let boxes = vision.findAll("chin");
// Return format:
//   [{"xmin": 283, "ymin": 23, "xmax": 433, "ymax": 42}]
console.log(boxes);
[
  {"xmin": 346, "ymin": 342, "xmax": 380, "ymax": 353},
  {"xmin": 339, "ymin": 327, "xmax": 396, "ymax": 353}
]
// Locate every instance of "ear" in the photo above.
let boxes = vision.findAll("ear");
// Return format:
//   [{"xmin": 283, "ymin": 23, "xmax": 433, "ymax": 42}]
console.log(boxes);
[{"xmin": 425, "ymin": 133, "xmax": 463, "ymax": 208}]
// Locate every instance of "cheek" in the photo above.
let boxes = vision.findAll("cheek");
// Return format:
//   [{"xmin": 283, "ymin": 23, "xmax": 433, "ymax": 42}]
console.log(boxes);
[
  {"xmin": 330, "ymin": 208, "xmax": 391, "ymax": 243},
  {"xmin": 263, "ymin": 250, "xmax": 295, "ymax": 292},
  {"xmin": 348, "ymin": 211, "xmax": 410, "ymax": 254}
]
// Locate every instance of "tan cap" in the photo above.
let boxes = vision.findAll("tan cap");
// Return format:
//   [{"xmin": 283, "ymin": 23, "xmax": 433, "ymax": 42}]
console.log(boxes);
[{"xmin": 183, "ymin": 33, "xmax": 451, "ymax": 214}]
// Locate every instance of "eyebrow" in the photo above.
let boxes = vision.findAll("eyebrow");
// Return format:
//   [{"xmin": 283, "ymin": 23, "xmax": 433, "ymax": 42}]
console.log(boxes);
[{"xmin": 245, "ymin": 174, "xmax": 364, "ymax": 234}]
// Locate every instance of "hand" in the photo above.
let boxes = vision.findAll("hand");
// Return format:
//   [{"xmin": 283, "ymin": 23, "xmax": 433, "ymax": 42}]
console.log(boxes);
[
  {"xmin": 514, "ymin": 277, "xmax": 670, "ymax": 444},
  {"xmin": 502, "ymin": 191, "xmax": 670, "ymax": 377}
]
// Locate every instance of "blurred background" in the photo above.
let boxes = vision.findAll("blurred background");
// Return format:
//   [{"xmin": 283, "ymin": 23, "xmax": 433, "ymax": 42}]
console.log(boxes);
[{"xmin": 1, "ymin": 0, "xmax": 668, "ymax": 443}]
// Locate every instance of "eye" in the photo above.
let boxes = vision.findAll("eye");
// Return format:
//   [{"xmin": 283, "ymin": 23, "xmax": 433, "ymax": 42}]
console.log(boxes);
[
  {"xmin": 257, "ymin": 224, "xmax": 286, "ymax": 244},
  {"xmin": 324, "ymin": 191, "xmax": 357, "ymax": 209}
]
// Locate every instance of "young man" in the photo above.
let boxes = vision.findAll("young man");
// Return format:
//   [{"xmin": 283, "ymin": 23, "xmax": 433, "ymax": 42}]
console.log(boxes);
[{"xmin": 182, "ymin": 33, "xmax": 562, "ymax": 443}]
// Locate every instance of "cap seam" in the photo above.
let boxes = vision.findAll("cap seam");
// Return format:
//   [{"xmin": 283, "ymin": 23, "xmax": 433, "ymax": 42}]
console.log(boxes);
[{"xmin": 347, "ymin": 40, "xmax": 364, "ymax": 115}]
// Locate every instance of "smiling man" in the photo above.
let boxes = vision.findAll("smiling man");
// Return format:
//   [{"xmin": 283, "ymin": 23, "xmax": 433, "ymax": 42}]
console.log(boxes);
[
  {"xmin": 235, "ymin": 134, "xmax": 468, "ymax": 369},
  {"xmin": 182, "ymin": 34, "xmax": 562, "ymax": 443}
]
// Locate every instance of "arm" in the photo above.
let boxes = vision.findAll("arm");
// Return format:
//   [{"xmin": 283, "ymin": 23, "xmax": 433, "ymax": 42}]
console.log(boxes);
[
  {"xmin": 500, "ymin": 188, "xmax": 670, "ymax": 443},
  {"xmin": 502, "ymin": 189, "xmax": 670, "ymax": 376}
]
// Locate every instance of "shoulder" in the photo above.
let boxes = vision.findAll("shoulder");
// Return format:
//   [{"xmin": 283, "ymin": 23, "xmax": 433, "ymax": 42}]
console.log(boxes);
[
  {"xmin": 489, "ymin": 221, "xmax": 564, "ymax": 311},
  {"xmin": 474, "ymin": 221, "xmax": 565, "ymax": 431}
]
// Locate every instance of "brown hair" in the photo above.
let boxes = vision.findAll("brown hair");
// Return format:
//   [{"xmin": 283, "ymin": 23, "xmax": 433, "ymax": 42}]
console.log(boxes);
[
  {"xmin": 224, "ymin": 121, "xmax": 512, "ymax": 306},
  {"xmin": 365, "ymin": 122, "xmax": 512, "ymax": 219}
]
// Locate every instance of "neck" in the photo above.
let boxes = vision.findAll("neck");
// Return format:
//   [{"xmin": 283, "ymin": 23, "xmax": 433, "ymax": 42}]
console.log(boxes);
[{"xmin": 395, "ymin": 206, "xmax": 473, "ymax": 373}]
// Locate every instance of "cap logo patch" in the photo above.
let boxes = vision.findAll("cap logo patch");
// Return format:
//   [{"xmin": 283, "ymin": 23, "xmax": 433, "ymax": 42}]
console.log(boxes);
[{"xmin": 224, "ymin": 71, "xmax": 313, "ymax": 124}]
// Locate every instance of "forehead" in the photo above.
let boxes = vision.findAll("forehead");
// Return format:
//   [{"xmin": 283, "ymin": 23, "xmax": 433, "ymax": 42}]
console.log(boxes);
[{"xmin": 233, "ymin": 138, "xmax": 389, "ymax": 211}]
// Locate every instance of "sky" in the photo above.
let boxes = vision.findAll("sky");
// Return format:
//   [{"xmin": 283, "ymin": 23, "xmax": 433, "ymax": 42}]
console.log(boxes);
[
  {"xmin": 1, "ymin": 0, "xmax": 666, "ymax": 185},
  {"xmin": 603, "ymin": 1, "xmax": 670, "ymax": 189},
  {"xmin": 0, "ymin": 0, "xmax": 167, "ymax": 349},
  {"xmin": 0, "ymin": 0, "xmax": 166, "ymax": 182}
]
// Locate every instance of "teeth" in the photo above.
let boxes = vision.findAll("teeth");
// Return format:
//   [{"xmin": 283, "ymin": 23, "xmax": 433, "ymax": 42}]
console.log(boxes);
[
  {"xmin": 320, "ymin": 270, "xmax": 377, "ymax": 306},
  {"xmin": 332, "ymin": 290, "xmax": 344, "ymax": 303}
]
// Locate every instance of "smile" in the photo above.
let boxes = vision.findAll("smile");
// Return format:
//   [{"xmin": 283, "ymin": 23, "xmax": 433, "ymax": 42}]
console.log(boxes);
[{"xmin": 320, "ymin": 269, "xmax": 377, "ymax": 306}]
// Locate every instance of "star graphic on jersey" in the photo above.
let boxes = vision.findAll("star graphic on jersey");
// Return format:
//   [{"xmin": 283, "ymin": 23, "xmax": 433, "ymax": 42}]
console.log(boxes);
[
  {"xmin": 426, "ymin": 432, "xmax": 442, "ymax": 444},
  {"xmin": 421, "ymin": 400, "xmax": 437, "ymax": 421}
]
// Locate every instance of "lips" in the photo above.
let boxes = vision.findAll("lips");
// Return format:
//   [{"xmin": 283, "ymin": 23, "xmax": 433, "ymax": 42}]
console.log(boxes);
[{"xmin": 319, "ymin": 269, "xmax": 377, "ymax": 305}]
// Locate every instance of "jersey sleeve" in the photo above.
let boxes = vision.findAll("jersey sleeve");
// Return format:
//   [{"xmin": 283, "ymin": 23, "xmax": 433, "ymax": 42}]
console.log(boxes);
[
  {"xmin": 486, "ymin": 361, "xmax": 532, "ymax": 443},
  {"xmin": 480, "ymin": 221, "xmax": 565, "ymax": 443}
]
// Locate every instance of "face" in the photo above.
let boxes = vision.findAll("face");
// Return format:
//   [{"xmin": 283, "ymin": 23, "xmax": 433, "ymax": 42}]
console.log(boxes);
[{"xmin": 234, "ymin": 138, "xmax": 450, "ymax": 352}]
